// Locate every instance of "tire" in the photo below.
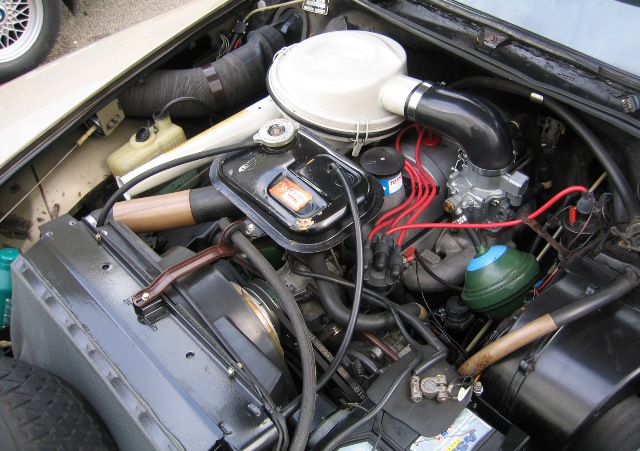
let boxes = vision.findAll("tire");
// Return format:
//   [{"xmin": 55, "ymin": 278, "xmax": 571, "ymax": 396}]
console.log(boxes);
[
  {"xmin": 0, "ymin": 0, "xmax": 62, "ymax": 82},
  {"xmin": 0, "ymin": 357, "xmax": 116, "ymax": 450}
]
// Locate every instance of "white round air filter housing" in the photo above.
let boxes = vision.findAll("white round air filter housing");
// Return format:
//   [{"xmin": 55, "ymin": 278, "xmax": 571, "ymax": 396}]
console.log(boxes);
[{"xmin": 267, "ymin": 31, "xmax": 409, "ymax": 144}]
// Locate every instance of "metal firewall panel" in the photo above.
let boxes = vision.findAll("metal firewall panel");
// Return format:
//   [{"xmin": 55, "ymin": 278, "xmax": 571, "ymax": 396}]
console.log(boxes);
[{"xmin": 10, "ymin": 215, "xmax": 278, "ymax": 450}]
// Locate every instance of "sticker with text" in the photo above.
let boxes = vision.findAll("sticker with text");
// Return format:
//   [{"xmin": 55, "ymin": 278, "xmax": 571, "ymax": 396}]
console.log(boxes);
[{"xmin": 270, "ymin": 178, "xmax": 313, "ymax": 211}]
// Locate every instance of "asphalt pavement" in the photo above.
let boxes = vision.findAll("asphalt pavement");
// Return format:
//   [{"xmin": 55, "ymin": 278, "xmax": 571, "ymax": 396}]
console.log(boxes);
[{"xmin": 46, "ymin": 0, "xmax": 195, "ymax": 63}]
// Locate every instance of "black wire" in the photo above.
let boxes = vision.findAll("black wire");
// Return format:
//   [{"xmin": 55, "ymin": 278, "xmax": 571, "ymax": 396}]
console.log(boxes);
[
  {"xmin": 414, "ymin": 262, "xmax": 468, "ymax": 362},
  {"xmin": 321, "ymin": 355, "xmax": 422, "ymax": 450},
  {"xmin": 386, "ymin": 300, "xmax": 420, "ymax": 350},
  {"xmin": 314, "ymin": 165, "xmax": 365, "ymax": 391},
  {"xmin": 288, "ymin": 264, "xmax": 430, "ymax": 348},
  {"xmin": 279, "ymin": 263, "xmax": 436, "ymax": 419},
  {"xmin": 414, "ymin": 251, "xmax": 463, "ymax": 292},
  {"xmin": 373, "ymin": 411, "xmax": 385, "ymax": 449},
  {"xmin": 277, "ymin": 166, "xmax": 365, "ymax": 420},
  {"xmin": 159, "ymin": 96, "xmax": 215, "ymax": 118},
  {"xmin": 226, "ymin": 33, "xmax": 242, "ymax": 56},
  {"xmin": 96, "ymin": 138, "xmax": 256, "ymax": 227},
  {"xmin": 220, "ymin": 218, "xmax": 316, "ymax": 451}
]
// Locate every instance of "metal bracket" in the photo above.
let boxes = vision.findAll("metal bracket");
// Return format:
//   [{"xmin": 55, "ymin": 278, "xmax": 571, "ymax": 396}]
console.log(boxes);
[
  {"xmin": 136, "ymin": 302, "xmax": 168, "ymax": 330},
  {"xmin": 522, "ymin": 216, "xmax": 568, "ymax": 258},
  {"xmin": 477, "ymin": 26, "xmax": 510, "ymax": 53},
  {"xmin": 611, "ymin": 221, "xmax": 640, "ymax": 252},
  {"xmin": 131, "ymin": 240, "xmax": 240, "ymax": 308}
]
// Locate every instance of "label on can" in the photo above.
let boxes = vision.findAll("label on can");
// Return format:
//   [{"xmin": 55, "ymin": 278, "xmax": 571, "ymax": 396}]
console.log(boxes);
[
  {"xmin": 410, "ymin": 408, "xmax": 494, "ymax": 450},
  {"xmin": 380, "ymin": 173, "xmax": 403, "ymax": 196},
  {"xmin": 270, "ymin": 178, "xmax": 313, "ymax": 211}
]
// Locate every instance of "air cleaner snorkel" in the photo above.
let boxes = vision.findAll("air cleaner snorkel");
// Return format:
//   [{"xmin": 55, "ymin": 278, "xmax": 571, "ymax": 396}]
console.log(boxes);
[{"xmin": 383, "ymin": 79, "xmax": 513, "ymax": 173}]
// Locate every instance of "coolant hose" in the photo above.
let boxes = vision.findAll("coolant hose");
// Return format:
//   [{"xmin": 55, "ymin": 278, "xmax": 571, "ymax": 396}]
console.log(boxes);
[
  {"xmin": 447, "ymin": 76, "xmax": 640, "ymax": 218},
  {"xmin": 304, "ymin": 252, "xmax": 426, "ymax": 332},
  {"xmin": 458, "ymin": 271, "xmax": 639, "ymax": 377},
  {"xmin": 112, "ymin": 186, "xmax": 241, "ymax": 232},
  {"xmin": 119, "ymin": 25, "xmax": 287, "ymax": 117},
  {"xmin": 219, "ymin": 218, "xmax": 316, "ymax": 451}
]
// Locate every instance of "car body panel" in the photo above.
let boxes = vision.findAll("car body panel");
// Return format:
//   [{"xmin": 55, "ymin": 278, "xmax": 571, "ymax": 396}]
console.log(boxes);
[
  {"xmin": 450, "ymin": 0, "xmax": 640, "ymax": 76},
  {"xmin": 0, "ymin": 0, "xmax": 228, "ymax": 181}
]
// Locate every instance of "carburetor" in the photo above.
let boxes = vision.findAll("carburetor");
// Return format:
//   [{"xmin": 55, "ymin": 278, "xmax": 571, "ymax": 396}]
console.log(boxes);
[{"xmin": 445, "ymin": 160, "xmax": 529, "ymax": 224}]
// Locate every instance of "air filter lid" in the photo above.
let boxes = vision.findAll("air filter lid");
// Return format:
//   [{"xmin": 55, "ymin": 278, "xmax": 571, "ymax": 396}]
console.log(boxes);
[{"xmin": 267, "ymin": 31, "xmax": 407, "ymax": 142}]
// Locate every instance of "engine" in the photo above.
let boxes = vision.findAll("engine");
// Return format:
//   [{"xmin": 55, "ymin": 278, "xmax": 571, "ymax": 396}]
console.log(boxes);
[{"xmin": 5, "ymin": 6, "xmax": 640, "ymax": 451}]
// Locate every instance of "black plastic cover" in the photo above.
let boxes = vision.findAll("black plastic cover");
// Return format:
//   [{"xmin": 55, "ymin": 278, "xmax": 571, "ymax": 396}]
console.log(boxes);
[
  {"xmin": 210, "ymin": 128, "xmax": 383, "ymax": 252},
  {"xmin": 482, "ymin": 257, "xmax": 640, "ymax": 448},
  {"xmin": 10, "ymin": 215, "xmax": 287, "ymax": 450}
]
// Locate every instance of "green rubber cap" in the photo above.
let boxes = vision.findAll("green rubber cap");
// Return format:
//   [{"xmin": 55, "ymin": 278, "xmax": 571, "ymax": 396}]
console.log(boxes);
[{"xmin": 462, "ymin": 245, "xmax": 539, "ymax": 320}]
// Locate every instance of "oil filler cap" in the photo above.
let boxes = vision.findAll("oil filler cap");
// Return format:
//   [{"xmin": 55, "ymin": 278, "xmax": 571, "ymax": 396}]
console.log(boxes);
[{"xmin": 254, "ymin": 119, "xmax": 299, "ymax": 148}]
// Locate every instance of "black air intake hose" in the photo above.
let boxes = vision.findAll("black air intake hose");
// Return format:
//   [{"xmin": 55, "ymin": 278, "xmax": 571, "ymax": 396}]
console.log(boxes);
[
  {"xmin": 119, "ymin": 25, "xmax": 287, "ymax": 117},
  {"xmin": 406, "ymin": 83, "xmax": 513, "ymax": 172}
]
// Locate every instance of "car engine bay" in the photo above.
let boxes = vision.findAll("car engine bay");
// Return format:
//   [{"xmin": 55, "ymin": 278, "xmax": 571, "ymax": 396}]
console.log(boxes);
[{"xmin": 2, "ymin": 0, "xmax": 640, "ymax": 450}]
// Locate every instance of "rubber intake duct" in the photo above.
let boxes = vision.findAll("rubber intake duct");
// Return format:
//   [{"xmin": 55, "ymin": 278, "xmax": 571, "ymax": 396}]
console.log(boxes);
[
  {"xmin": 119, "ymin": 19, "xmax": 301, "ymax": 118},
  {"xmin": 385, "ymin": 80, "xmax": 513, "ymax": 172}
]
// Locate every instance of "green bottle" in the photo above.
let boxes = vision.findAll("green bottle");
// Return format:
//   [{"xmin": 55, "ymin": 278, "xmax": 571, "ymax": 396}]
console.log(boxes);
[{"xmin": 0, "ymin": 248, "xmax": 20, "ymax": 328}]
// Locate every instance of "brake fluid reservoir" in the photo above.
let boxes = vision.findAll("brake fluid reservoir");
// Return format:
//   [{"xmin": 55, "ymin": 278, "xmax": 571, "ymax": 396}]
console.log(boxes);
[{"xmin": 107, "ymin": 111, "xmax": 186, "ymax": 176}]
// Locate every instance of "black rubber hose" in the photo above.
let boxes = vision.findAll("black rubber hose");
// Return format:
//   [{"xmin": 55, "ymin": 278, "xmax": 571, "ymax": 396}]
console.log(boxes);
[
  {"xmin": 513, "ymin": 113, "xmax": 552, "ymax": 185},
  {"xmin": 119, "ymin": 25, "xmax": 287, "ymax": 118},
  {"xmin": 290, "ymin": 265, "xmax": 445, "ymax": 352},
  {"xmin": 409, "ymin": 85, "xmax": 513, "ymax": 171},
  {"xmin": 551, "ymin": 271, "xmax": 638, "ymax": 326},
  {"xmin": 96, "ymin": 138, "xmax": 256, "ymax": 227},
  {"xmin": 414, "ymin": 252, "xmax": 463, "ymax": 292},
  {"xmin": 312, "ymin": 166, "xmax": 365, "ymax": 393},
  {"xmin": 189, "ymin": 186, "xmax": 242, "ymax": 223},
  {"xmin": 447, "ymin": 76, "xmax": 640, "ymax": 218},
  {"xmin": 465, "ymin": 228, "xmax": 485, "ymax": 250},
  {"xmin": 218, "ymin": 218, "xmax": 316, "ymax": 451},
  {"xmin": 304, "ymin": 253, "xmax": 424, "ymax": 332},
  {"xmin": 413, "ymin": 348, "xmax": 448, "ymax": 376}
]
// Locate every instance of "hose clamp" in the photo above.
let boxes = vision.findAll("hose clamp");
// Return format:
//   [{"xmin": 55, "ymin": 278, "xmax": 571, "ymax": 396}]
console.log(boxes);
[
  {"xmin": 406, "ymin": 82, "xmax": 433, "ymax": 122},
  {"xmin": 468, "ymin": 161, "xmax": 508, "ymax": 176},
  {"xmin": 530, "ymin": 92, "xmax": 544, "ymax": 104},
  {"xmin": 201, "ymin": 63, "xmax": 228, "ymax": 107}
]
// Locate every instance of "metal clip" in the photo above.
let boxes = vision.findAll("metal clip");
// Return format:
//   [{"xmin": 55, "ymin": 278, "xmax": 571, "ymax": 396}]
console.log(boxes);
[{"xmin": 351, "ymin": 118, "xmax": 369, "ymax": 157}]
